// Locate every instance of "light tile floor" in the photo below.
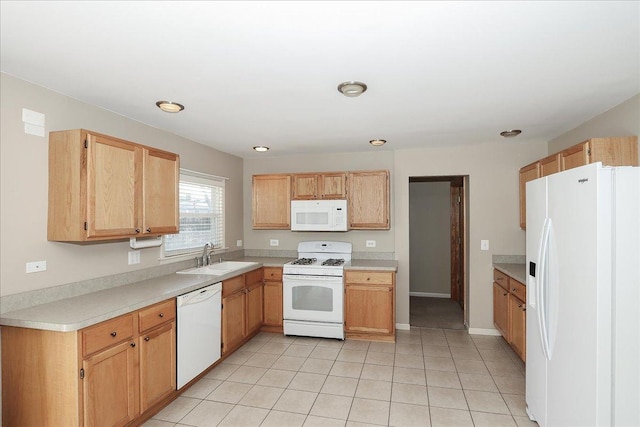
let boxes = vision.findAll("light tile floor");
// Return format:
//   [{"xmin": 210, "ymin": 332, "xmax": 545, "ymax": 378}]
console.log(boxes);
[{"xmin": 146, "ymin": 328, "xmax": 539, "ymax": 427}]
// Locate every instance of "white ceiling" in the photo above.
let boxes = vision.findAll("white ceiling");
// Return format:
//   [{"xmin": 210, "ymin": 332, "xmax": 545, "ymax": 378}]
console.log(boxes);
[{"xmin": 1, "ymin": 1, "xmax": 638, "ymax": 159}]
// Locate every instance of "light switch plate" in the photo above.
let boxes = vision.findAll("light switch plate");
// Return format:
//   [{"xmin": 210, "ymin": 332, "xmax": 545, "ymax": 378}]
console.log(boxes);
[
  {"xmin": 480, "ymin": 240, "xmax": 489, "ymax": 251},
  {"xmin": 237, "ymin": 240, "xmax": 243, "ymax": 247}
]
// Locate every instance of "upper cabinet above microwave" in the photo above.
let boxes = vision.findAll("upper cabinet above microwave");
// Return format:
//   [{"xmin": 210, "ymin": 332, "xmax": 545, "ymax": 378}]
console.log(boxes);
[
  {"xmin": 291, "ymin": 173, "xmax": 347, "ymax": 200},
  {"xmin": 252, "ymin": 170, "xmax": 390, "ymax": 230},
  {"xmin": 48, "ymin": 129, "xmax": 179, "ymax": 242}
]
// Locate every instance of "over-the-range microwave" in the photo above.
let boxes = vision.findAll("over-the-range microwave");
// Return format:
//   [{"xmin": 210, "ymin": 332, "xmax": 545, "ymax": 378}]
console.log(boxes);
[{"xmin": 291, "ymin": 199, "xmax": 348, "ymax": 231}]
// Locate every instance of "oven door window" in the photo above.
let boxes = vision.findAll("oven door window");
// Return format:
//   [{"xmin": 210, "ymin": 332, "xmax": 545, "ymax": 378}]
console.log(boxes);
[{"xmin": 292, "ymin": 285, "xmax": 333, "ymax": 312}]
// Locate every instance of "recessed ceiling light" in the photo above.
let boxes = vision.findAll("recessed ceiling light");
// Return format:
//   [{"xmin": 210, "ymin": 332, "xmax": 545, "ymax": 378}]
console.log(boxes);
[
  {"xmin": 337, "ymin": 81, "xmax": 367, "ymax": 97},
  {"xmin": 253, "ymin": 146, "xmax": 269, "ymax": 152},
  {"xmin": 500, "ymin": 129, "xmax": 522, "ymax": 138},
  {"xmin": 369, "ymin": 139, "xmax": 387, "ymax": 147},
  {"xmin": 156, "ymin": 101, "xmax": 185, "ymax": 113}
]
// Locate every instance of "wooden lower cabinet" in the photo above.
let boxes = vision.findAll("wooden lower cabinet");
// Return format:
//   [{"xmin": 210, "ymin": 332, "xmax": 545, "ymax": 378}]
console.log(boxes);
[
  {"xmin": 83, "ymin": 340, "xmax": 138, "ymax": 427},
  {"xmin": 493, "ymin": 282, "xmax": 509, "ymax": 339},
  {"xmin": 344, "ymin": 270, "xmax": 396, "ymax": 342},
  {"xmin": 139, "ymin": 321, "xmax": 176, "ymax": 413},
  {"xmin": 1, "ymin": 299, "xmax": 176, "ymax": 426},
  {"xmin": 492, "ymin": 269, "xmax": 526, "ymax": 361},
  {"xmin": 262, "ymin": 267, "xmax": 283, "ymax": 332},
  {"xmin": 508, "ymin": 294, "xmax": 526, "ymax": 361},
  {"xmin": 221, "ymin": 268, "xmax": 264, "ymax": 354}
]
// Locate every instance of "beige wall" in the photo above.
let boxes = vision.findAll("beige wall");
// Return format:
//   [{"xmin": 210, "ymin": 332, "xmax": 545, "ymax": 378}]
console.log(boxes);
[
  {"xmin": 0, "ymin": 73, "xmax": 244, "ymax": 297},
  {"xmin": 243, "ymin": 152, "xmax": 395, "ymax": 254},
  {"xmin": 395, "ymin": 140, "xmax": 548, "ymax": 329},
  {"xmin": 548, "ymin": 93, "xmax": 640, "ymax": 163},
  {"xmin": 409, "ymin": 182, "xmax": 451, "ymax": 295}
]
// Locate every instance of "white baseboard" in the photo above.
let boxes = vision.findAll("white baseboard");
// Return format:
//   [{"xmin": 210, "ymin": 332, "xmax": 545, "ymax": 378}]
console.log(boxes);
[
  {"xmin": 468, "ymin": 328, "xmax": 502, "ymax": 336},
  {"xmin": 395, "ymin": 323, "xmax": 411, "ymax": 330},
  {"xmin": 409, "ymin": 292, "xmax": 451, "ymax": 298}
]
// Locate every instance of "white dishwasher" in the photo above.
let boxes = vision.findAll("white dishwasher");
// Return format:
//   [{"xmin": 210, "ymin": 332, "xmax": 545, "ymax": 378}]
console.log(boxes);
[{"xmin": 176, "ymin": 282, "xmax": 222, "ymax": 389}]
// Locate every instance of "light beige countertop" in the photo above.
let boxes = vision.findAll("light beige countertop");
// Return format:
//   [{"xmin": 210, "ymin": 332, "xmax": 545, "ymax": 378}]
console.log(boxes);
[
  {"xmin": 1, "ymin": 256, "xmax": 398, "ymax": 332},
  {"xmin": 493, "ymin": 263, "xmax": 526, "ymax": 284}
]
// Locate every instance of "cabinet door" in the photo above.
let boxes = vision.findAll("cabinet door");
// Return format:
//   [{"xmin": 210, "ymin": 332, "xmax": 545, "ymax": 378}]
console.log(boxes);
[
  {"xmin": 87, "ymin": 133, "xmax": 140, "ymax": 238},
  {"xmin": 263, "ymin": 280, "xmax": 283, "ymax": 327},
  {"xmin": 347, "ymin": 170, "xmax": 390, "ymax": 229},
  {"xmin": 142, "ymin": 148, "xmax": 179, "ymax": 235},
  {"xmin": 292, "ymin": 174, "xmax": 318, "ymax": 200},
  {"xmin": 222, "ymin": 291, "xmax": 246, "ymax": 354},
  {"xmin": 82, "ymin": 340, "xmax": 138, "ymax": 427},
  {"xmin": 252, "ymin": 175, "xmax": 291, "ymax": 229},
  {"xmin": 320, "ymin": 173, "xmax": 347, "ymax": 199},
  {"xmin": 519, "ymin": 162, "xmax": 540, "ymax": 230},
  {"xmin": 561, "ymin": 141, "xmax": 589, "ymax": 171},
  {"xmin": 508, "ymin": 295, "xmax": 526, "ymax": 361},
  {"xmin": 493, "ymin": 282, "xmax": 509, "ymax": 339},
  {"xmin": 139, "ymin": 321, "xmax": 176, "ymax": 413},
  {"xmin": 540, "ymin": 154, "xmax": 561, "ymax": 177},
  {"xmin": 246, "ymin": 282, "xmax": 264, "ymax": 334},
  {"xmin": 344, "ymin": 284, "xmax": 394, "ymax": 334}
]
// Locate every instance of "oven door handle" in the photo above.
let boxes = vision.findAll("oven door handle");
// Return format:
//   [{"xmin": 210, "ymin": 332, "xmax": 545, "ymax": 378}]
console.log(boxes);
[{"xmin": 283, "ymin": 274, "xmax": 343, "ymax": 282}]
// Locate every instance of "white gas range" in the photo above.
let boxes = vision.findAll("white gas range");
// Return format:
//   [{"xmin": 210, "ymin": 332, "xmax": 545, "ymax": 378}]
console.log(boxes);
[{"xmin": 283, "ymin": 241, "xmax": 352, "ymax": 340}]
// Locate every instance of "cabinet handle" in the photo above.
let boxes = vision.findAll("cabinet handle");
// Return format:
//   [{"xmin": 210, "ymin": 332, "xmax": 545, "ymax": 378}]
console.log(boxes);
[
  {"xmin": 130, "ymin": 342, "xmax": 136, "ymax": 348},
  {"xmin": 366, "ymin": 277, "xmax": 370, "ymax": 281},
  {"xmin": 159, "ymin": 313, "xmax": 164, "ymax": 318},
  {"xmin": 146, "ymin": 227, "xmax": 151, "ymax": 233},
  {"xmin": 135, "ymin": 228, "xmax": 141, "ymax": 234},
  {"xmin": 512, "ymin": 288, "xmax": 516, "ymax": 292},
  {"xmin": 144, "ymin": 337, "xmax": 150, "ymax": 342},
  {"xmin": 110, "ymin": 331, "xmax": 117, "ymax": 337},
  {"xmin": 496, "ymin": 277, "xmax": 504, "ymax": 281},
  {"xmin": 503, "ymin": 292, "xmax": 507, "ymax": 296}
]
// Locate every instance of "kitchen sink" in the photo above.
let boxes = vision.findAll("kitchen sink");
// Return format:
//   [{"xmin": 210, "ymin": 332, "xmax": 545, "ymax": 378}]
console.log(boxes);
[{"xmin": 177, "ymin": 261, "xmax": 259, "ymax": 276}]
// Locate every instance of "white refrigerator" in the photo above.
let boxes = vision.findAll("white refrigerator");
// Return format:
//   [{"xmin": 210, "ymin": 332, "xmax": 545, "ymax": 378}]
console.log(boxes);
[{"xmin": 525, "ymin": 162, "xmax": 639, "ymax": 426}]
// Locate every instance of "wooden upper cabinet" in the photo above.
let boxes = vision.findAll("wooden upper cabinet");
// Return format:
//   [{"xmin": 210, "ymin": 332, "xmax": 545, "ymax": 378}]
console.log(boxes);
[
  {"xmin": 291, "ymin": 172, "xmax": 347, "ymax": 200},
  {"xmin": 540, "ymin": 153, "xmax": 561, "ymax": 177},
  {"xmin": 519, "ymin": 162, "xmax": 540, "ymax": 230},
  {"xmin": 519, "ymin": 136, "xmax": 637, "ymax": 229},
  {"xmin": 252, "ymin": 174, "xmax": 291, "ymax": 229},
  {"xmin": 348, "ymin": 170, "xmax": 390, "ymax": 229},
  {"xmin": 48, "ymin": 129, "xmax": 180, "ymax": 242},
  {"xmin": 142, "ymin": 148, "xmax": 179, "ymax": 235}
]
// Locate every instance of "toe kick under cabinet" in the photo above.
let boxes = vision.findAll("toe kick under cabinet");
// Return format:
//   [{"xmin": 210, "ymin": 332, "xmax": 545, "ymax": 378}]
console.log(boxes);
[{"xmin": 1, "ymin": 299, "xmax": 176, "ymax": 427}]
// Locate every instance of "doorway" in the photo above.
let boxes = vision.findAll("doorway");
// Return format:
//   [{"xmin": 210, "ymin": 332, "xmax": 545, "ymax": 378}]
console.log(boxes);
[{"xmin": 408, "ymin": 176, "xmax": 466, "ymax": 329}]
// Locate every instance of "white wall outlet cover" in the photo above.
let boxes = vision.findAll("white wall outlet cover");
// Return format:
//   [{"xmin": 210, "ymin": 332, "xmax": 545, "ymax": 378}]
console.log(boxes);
[
  {"xmin": 366, "ymin": 240, "xmax": 376, "ymax": 248},
  {"xmin": 128, "ymin": 251, "xmax": 141, "ymax": 265},
  {"xmin": 480, "ymin": 240, "xmax": 490, "ymax": 251},
  {"xmin": 26, "ymin": 260, "xmax": 47, "ymax": 273},
  {"xmin": 270, "ymin": 239, "xmax": 279, "ymax": 246}
]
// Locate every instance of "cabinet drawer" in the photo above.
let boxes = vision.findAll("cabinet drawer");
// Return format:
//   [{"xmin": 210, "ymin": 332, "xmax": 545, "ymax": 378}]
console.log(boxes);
[
  {"xmin": 139, "ymin": 299, "xmax": 176, "ymax": 333},
  {"xmin": 493, "ymin": 269, "xmax": 509, "ymax": 291},
  {"xmin": 510, "ymin": 279, "xmax": 526, "ymax": 302},
  {"xmin": 245, "ymin": 268, "xmax": 264, "ymax": 286},
  {"xmin": 82, "ymin": 314, "xmax": 135, "ymax": 356},
  {"xmin": 223, "ymin": 275, "xmax": 245, "ymax": 297},
  {"xmin": 263, "ymin": 267, "xmax": 283, "ymax": 282},
  {"xmin": 345, "ymin": 271, "xmax": 393, "ymax": 285}
]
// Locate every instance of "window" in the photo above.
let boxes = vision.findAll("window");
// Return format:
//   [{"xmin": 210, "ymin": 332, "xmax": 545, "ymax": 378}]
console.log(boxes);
[{"xmin": 164, "ymin": 170, "xmax": 225, "ymax": 257}]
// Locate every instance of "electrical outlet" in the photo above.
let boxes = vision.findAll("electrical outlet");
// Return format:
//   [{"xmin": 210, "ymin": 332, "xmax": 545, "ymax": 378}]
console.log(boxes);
[
  {"xmin": 237, "ymin": 240, "xmax": 243, "ymax": 247},
  {"xmin": 480, "ymin": 240, "xmax": 489, "ymax": 251},
  {"xmin": 366, "ymin": 240, "xmax": 376, "ymax": 248},
  {"xmin": 26, "ymin": 260, "xmax": 47, "ymax": 273},
  {"xmin": 270, "ymin": 239, "xmax": 279, "ymax": 247},
  {"xmin": 128, "ymin": 251, "xmax": 141, "ymax": 265}
]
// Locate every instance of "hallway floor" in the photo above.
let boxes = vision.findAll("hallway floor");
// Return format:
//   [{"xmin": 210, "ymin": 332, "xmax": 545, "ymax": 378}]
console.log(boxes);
[
  {"xmin": 410, "ymin": 296, "xmax": 465, "ymax": 330},
  {"xmin": 145, "ymin": 328, "xmax": 535, "ymax": 427}
]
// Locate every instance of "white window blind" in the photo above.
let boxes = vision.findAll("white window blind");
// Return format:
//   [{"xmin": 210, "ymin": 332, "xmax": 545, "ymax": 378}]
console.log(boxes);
[{"xmin": 164, "ymin": 170, "xmax": 225, "ymax": 257}]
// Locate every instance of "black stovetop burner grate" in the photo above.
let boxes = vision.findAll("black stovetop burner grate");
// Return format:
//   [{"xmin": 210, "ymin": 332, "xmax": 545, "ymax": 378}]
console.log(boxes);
[
  {"xmin": 321, "ymin": 258, "xmax": 345, "ymax": 266},
  {"xmin": 291, "ymin": 257, "xmax": 317, "ymax": 265}
]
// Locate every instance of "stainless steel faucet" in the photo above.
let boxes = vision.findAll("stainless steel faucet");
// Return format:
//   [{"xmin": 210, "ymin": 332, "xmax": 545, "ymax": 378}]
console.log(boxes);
[{"xmin": 201, "ymin": 242, "xmax": 213, "ymax": 266}]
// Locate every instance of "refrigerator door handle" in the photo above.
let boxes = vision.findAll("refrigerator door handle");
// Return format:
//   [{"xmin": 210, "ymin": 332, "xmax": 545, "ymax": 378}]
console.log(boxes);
[{"xmin": 537, "ymin": 217, "xmax": 552, "ymax": 360}]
